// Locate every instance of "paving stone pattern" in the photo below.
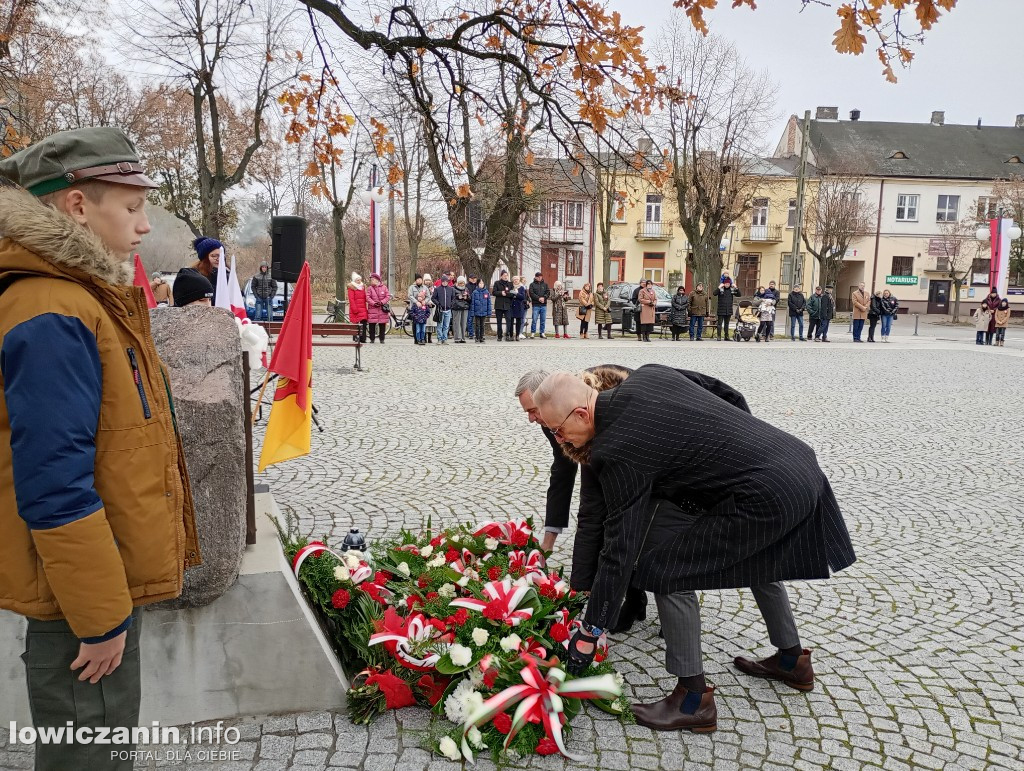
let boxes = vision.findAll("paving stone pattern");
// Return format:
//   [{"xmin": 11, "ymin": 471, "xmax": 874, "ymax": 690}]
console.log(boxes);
[{"xmin": 3, "ymin": 334, "xmax": 1022, "ymax": 770}]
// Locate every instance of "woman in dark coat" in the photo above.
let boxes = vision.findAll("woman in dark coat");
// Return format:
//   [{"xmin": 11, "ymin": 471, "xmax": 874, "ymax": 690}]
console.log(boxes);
[
  {"xmin": 867, "ymin": 290, "xmax": 882, "ymax": 342},
  {"xmin": 669, "ymin": 285, "xmax": 689, "ymax": 341},
  {"xmin": 983, "ymin": 288, "xmax": 1001, "ymax": 344}
]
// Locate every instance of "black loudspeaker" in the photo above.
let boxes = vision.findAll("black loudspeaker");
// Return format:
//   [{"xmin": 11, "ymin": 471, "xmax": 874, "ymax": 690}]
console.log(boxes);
[{"xmin": 271, "ymin": 216, "xmax": 307, "ymax": 282}]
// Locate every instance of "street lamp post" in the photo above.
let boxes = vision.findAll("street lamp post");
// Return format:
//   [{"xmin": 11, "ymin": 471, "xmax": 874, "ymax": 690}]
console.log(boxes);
[
  {"xmin": 359, "ymin": 167, "xmax": 388, "ymax": 280},
  {"xmin": 976, "ymin": 210, "xmax": 1022, "ymax": 297}
]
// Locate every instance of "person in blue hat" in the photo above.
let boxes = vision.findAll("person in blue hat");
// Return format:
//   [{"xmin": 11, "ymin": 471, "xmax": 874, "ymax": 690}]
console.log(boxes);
[{"xmin": 191, "ymin": 235, "xmax": 223, "ymax": 303}]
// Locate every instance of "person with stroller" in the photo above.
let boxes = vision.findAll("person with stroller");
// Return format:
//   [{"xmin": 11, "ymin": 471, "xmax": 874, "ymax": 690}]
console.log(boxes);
[
  {"xmin": 734, "ymin": 301, "xmax": 759, "ymax": 342},
  {"xmin": 756, "ymin": 298, "xmax": 776, "ymax": 342}
]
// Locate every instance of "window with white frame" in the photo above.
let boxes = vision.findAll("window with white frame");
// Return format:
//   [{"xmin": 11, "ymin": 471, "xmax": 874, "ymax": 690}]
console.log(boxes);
[
  {"xmin": 550, "ymin": 201, "xmax": 564, "ymax": 227},
  {"xmin": 895, "ymin": 194, "xmax": 919, "ymax": 222},
  {"xmin": 936, "ymin": 194, "xmax": 960, "ymax": 222},
  {"xmin": 787, "ymin": 199, "xmax": 797, "ymax": 228},
  {"xmin": 610, "ymin": 192, "xmax": 627, "ymax": 223},
  {"xmin": 977, "ymin": 196, "xmax": 998, "ymax": 221},
  {"xmin": 567, "ymin": 201, "xmax": 584, "ymax": 229},
  {"xmin": 527, "ymin": 207, "xmax": 548, "ymax": 228},
  {"xmin": 751, "ymin": 198, "xmax": 769, "ymax": 226},
  {"xmin": 645, "ymin": 194, "xmax": 663, "ymax": 223}
]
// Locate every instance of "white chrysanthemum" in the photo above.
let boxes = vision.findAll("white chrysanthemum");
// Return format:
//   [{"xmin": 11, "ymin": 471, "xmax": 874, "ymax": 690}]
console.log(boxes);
[
  {"xmin": 449, "ymin": 644, "xmax": 472, "ymax": 667},
  {"xmin": 484, "ymin": 538, "xmax": 499, "ymax": 551},
  {"xmin": 465, "ymin": 568, "xmax": 479, "ymax": 581},
  {"xmin": 456, "ymin": 574, "xmax": 471, "ymax": 588},
  {"xmin": 420, "ymin": 544, "xmax": 434, "ymax": 558},
  {"xmin": 499, "ymin": 633, "xmax": 522, "ymax": 652},
  {"xmin": 444, "ymin": 679, "xmax": 476, "ymax": 723},
  {"xmin": 463, "ymin": 690, "xmax": 484, "ymax": 714},
  {"xmin": 333, "ymin": 565, "xmax": 350, "ymax": 582},
  {"xmin": 343, "ymin": 554, "xmax": 360, "ymax": 570},
  {"xmin": 472, "ymin": 628, "xmax": 489, "ymax": 646},
  {"xmin": 614, "ymin": 672, "xmax": 625, "ymax": 687},
  {"xmin": 396, "ymin": 562, "xmax": 411, "ymax": 577},
  {"xmin": 438, "ymin": 736, "xmax": 461, "ymax": 761},
  {"xmin": 438, "ymin": 583, "xmax": 456, "ymax": 598},
  {"xmin": 468, "ymin": 726, "xmax": 486, "ymax": 750},
  {"xmin": 468, "ymin": 667, "xmax": 484, "ymax": 687}
]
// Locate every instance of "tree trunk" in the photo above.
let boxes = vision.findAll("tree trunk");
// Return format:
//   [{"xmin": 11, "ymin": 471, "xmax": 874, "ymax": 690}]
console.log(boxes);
[
  {"xmin": 332, "ymin": 206, "xmax": 346, "ymax": 306},
  {"xmin": 951, "ymin": 278, "xmax": 964, "ymax": 322}
]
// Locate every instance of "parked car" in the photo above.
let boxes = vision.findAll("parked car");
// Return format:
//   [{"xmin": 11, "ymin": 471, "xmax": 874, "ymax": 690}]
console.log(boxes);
[
  {"xmin": 243, "ymin": 278, "xmax": 287, "ymax": 321},
  {"xmin": 608, "ymin": 282, "xmax": 673, "ymax": 328}
]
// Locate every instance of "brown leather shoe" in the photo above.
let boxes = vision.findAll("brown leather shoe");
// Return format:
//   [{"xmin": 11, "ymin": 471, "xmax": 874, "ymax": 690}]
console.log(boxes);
[
  {"xmin": 733, "ymin": 648, "xmax": 815, "ymax": 691},
  {"xmin": 632, "ymin": 685, "xmax": 717, "ymax": 732}
]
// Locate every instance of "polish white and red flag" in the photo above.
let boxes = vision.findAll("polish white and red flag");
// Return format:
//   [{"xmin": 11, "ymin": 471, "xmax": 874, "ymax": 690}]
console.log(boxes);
[{"xmin": 215, "ymin": 254, "xmax": 249, "ymax": 322}]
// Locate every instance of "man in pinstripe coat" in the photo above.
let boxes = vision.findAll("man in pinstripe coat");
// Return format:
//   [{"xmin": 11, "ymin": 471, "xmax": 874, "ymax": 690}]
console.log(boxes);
[{"xmin": 532, "ymin": 364, "xmax": 856, "ymax": 732}]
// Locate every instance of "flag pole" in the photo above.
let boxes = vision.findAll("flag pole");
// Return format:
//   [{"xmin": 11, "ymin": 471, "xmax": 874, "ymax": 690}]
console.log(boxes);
[{"xmin": 251, "ymin": 369, "xmax": 273, "ymax": 427}]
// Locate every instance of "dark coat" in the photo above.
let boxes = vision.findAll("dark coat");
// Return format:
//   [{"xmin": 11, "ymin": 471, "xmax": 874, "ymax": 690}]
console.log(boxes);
[
  {"xmin": 453, "ymin": 285, "xmax": 472, "ymax": 311},
  {"xmin": 470, "ymin": 287, "xmax": 492, "ymax": 317},
  {"xmin": 431, "ymin": 284, "xmax": 456, "ymax": 312},
  {"xmin": 579, "ymin": 364, "xmax": 856, "ymax": 629},
  {"xmin": 543, "ymin": 427, "xmax": 578, "ymax": 531},
  {"xmin": 869, "ymin": 295, "xmax": 883, "ymax": 319},
  {"xmin": 819, "ymin": 291, "xmax": 836, "ymax": 320},
  {"xmin": 571, "ymin": 367, "xmax": 752, "ymax": 593},
  {"xmin": 492, "ymin": 279, "xmax": 514, "ymax": 310},
  {"xmin": 713, "ymin": 285, "xmax": 740, "ymax": 316},
  {"xmin": 251, "ymin": 270, "xmax": 278, "ymax": 300},
  {"xmin": 669, "ymin": 293, "xmax": 690, "ymax": 326},
  {"xmin": 529, "ymin": 280, "xmax": 550, "ymax": 306},
  {"xmin": 880, "ymin": 296, "xmax": 899, "ymax": 317},
  {"xmin": 511, "ymin": 285, "xmax": 528, "ymax": 317},
  {"xmin": 788, "ymin": 291, "xmax": 806, "ymax": 316}
]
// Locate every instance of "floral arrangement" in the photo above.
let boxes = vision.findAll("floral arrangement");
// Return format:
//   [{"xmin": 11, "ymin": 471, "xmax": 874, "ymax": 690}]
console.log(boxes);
[{"xmin": 281, "ymin": 517, "xmax": 629, "ymax": 762}]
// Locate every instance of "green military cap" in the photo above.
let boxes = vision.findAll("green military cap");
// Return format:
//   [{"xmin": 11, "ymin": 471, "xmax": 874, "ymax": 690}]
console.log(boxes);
[{"xmin": 0, "ymin": 126, "xmax": 158, "ymax": 197}]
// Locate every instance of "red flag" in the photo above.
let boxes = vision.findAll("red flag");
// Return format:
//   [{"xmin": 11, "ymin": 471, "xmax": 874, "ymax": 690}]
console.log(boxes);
[
  {"xmin": 266, "ymin": 262, "xmax": 313, "ymax": 411},
  {"xmin": 133, "ymin": 254, "xmax": 157, "ymax": 309}
]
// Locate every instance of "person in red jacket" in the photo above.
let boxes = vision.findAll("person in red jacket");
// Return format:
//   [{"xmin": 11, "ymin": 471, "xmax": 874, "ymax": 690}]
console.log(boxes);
[{"xmin": 347, "ymin": 272, "xmax": 368, "ymax": 342}]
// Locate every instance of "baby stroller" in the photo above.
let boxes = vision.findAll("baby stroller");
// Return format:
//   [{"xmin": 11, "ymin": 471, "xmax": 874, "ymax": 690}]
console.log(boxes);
[{"xmin": 734, "ymin": 301, "xmax": 757, "ymax": 342}]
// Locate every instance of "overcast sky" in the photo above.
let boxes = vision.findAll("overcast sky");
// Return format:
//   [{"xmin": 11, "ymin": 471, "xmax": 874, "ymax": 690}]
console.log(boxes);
[{"xmin": 607, "ymin": 0, "xmax": 1024, "ymax": 139}]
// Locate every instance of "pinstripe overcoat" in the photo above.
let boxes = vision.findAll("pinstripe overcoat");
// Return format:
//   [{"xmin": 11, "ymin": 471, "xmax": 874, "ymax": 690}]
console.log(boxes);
[{"xmin": 581, "ymin": 364, "xmax": 856, "ymax": 630}]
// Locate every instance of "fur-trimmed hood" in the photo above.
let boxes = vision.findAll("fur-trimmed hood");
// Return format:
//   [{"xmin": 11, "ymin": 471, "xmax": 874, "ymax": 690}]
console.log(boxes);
[{"xmin": 0, "ymin": 188, "xmax": 133, "ymax": 286}]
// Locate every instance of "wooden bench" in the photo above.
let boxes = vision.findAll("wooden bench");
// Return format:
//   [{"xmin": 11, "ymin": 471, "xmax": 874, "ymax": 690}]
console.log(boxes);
[{"xmin": 257, "ymin": 321, "xmax": 364, "ymax": 371}]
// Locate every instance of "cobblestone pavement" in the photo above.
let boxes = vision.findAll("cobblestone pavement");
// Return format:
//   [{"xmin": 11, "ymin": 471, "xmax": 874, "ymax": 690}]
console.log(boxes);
[{"xmin": 4, "ymin": 332, "xmax": 1023, "ymax": 771}]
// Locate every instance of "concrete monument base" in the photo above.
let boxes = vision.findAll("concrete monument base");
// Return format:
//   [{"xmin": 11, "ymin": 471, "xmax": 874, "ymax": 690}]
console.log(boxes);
[{"xmin": 0, "ymin": 491, "xmax": 346, "ymax": 727}]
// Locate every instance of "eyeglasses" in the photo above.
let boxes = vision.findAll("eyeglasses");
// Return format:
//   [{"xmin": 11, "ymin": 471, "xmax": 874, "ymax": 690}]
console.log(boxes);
[{"xmin": 552, "ymin": 405, "xmax": 586, "ymax": 438}]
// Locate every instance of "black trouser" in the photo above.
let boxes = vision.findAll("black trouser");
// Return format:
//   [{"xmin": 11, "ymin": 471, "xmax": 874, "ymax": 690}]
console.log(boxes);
[
  {"xmin": 357, "ymin": 320, "xmax": 368, "ymax": 342},
  {"xmin": 671, "ymin": 324, "xmax": 686, "ymax": 340},
  {"xmin": 868, "ymin": 316, "xmax": 878, "ymax": 341},
  {"xmin": 24, "ymin": 611, "xmax": 142, "ymax": 771},
  {"xmin": 496, "ymin": 307, "xmax": 513, "ymax": 339},
  {"xmin": 716, "ymin": 315, "xmax": 731, "ymax": 340},
  {"xmin": 474, "ymin": 316, "xmax": 487, "ymax": 341},
  {"xmin": 513, "ymin": 315, "xmax": 524, "ymax": 339},
  {"xmin": 757, "ymin": 321, "xmax": 771, "ymax": 339},
  {"xmin": 642, "ymin": 322, "xmax": 655, "ymax": 340},
  {"xmin": 985, "ymin": 331, "xmax": 995, "ymax": 345},
  {"xmin": 807, "ymin": 318, "xmax": 820, "ymax": 339},
  {"xmin": 368, "ymin": 322, "xmax": 386, "ymax": 342},
  {"xmin": 578, "ymin": 319, "xmax": 588, "ymax": 335}
]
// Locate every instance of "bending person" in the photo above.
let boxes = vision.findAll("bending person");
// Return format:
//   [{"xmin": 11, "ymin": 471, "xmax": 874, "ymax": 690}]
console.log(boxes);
[{"xmin": 531, "ymin": 365, "xmax": 856, "ymax": 733}]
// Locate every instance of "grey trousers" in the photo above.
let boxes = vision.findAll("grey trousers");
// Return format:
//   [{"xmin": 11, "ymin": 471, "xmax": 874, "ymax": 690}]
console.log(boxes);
[
  {"xmin": 451, "ymin": 309, "xmax": 467, "ymax": 341},
  {"xmin": 656, "ymin": 583, "xmax": 800, "ymax": 677},
  {"xmin": 22, "ymin": 610, "xmax": 142, "ymax": 771}
]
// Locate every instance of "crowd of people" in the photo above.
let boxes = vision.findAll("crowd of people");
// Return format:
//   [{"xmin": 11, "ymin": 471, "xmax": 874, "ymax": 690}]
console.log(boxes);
[{"xmin": 974, "ymin": 287, "xmax": 1012, "ymax": 346}]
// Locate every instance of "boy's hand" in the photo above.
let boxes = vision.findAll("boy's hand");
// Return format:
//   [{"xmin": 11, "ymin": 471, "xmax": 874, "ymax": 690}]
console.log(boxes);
[
  {"xmin": 541, "ymin": 532, "xmax": 557, "ymax": 551},
  {"xmin": 72, "ymin": 632, "xmax": 127, "ymax": 683}
]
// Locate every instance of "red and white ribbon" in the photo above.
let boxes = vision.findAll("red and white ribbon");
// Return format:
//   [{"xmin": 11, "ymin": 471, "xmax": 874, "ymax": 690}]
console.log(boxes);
[
  {"xmin": 449, "ymin": 577, "xmax": 534, "ymax": 626},
  {"xmin": 460, "ymin": 656, "xmax": 621, "ymax": 763},
  {"xmin": 472, "ymin": 519, "xmax": 533, "ymax": 546},
  {"xmin": 508, "ymin": 549, "xmax": 546, "ymax": 579},
  {"xmin": 292, "ymin": 541, "xmax": 345, "ymax": 576},
  {"xmin": 367, "ymin": 612, "xmax": 444, "ymax": 671}
]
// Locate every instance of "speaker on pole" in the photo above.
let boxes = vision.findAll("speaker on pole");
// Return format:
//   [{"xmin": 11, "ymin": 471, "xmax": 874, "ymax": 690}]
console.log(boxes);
[{"xmin": 271, "ymin": 216, "xmax": 307, "ymax": 283}]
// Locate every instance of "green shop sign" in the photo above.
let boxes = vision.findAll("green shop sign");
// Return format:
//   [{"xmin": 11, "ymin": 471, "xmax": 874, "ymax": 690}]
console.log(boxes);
[{"xmin": 885, "ymin": 275, "xmax": 919, "ymax": 285}]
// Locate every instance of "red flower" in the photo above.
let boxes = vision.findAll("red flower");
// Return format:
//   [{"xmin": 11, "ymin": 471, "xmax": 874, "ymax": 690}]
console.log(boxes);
[
  {"xmin": 445, "ymin": 548, "xmax": 460, "ymax": 563},
  {"xmin": 373, "ymin": 571, "xmax": 392, "ymax": 585},
  {"xmin": 549, "ymin": 622, "xmax": 569, "ymax": 643},
  {"xmin": 493, "ymin": 713, "xmax": 512, "ymax": 734},
  {"xmin": 569, "ymin": 590, "xmax": 577, "ymax": 598},
  {"xmin": 487, "ymin": 566, "xmax": 503, "ymax": 581},
  {"xmin": 428, "ymin": 618, "xmax": 447, "ymax": 633},
  {"xmin": 366, "ymin": 670, "xmax": 416, "ymax": 710},
  {"xmin": 358, "ymin": 582, "xmax": 389, "ymax": 606},
  {"xmin": 331, "ymin": 588, "xmax": 351, "ymax": 609},
  {"xmin": 416, "ymin": 674, "xmax": 451, "ymax": 706},
  {"xmin": 483, "ymin": 668, "xmax": 499, "ymax": 689},
  {"xmin": 482, "ymin": 598, "xmax": 507, "ymax": 621},
  {"xmin": 452, "ymin": 609, "xmax": 469, "ymax": 626},
  {"xmin": 406, "ymin": 596, "xmax": 421, "ymax": 610},
  {"xmin": 539, "ymin": 583, "xmax": 558, "ymax": 599},
  {"xmin": 426, "ymin": 592, "xmax": 439, "ymax": 601},
  {"xmin": 430, "ymin": 535, "xmax": 443, "ymax": 548},
  {"xmin": 417, "ymin": 576, "xmax": 430, "ymax": 589},
  {"xmin": 510, "ymin": 529, "xmax": 530, "ymax": 547},
  {"xmin": 535, "ymin": 737, "xmax": 558, "ymax": 755}
]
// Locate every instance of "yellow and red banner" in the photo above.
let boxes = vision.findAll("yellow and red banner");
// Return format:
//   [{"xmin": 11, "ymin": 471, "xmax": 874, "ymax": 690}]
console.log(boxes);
[{"xmin": 257, "ymin": 263, "xmax": 312, "ymax": 472}]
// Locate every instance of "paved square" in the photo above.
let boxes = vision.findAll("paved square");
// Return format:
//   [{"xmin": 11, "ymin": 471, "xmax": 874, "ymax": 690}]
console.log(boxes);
[{"xmin": 123, "ymin": 332, "xmax": 1024, "ymax": 770}]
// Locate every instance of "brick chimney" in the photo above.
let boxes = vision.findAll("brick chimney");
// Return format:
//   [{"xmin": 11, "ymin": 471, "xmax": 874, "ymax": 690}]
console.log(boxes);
[
  {"xmin": 815, "ymin": 106, "xmax": 839, "ymax": 121},
  {"xmin": 1016, "ymin": 114, "xmax": 1024, "ymax": 129},
  {"xmin": 930, "ymin": 111, "xmax": 945, "ymax": 126}
]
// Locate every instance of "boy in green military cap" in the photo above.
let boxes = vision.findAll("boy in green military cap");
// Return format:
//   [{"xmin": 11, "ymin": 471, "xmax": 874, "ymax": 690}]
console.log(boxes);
[{"xmin": 0, "ymin": 127, "xmax": 200, "ymax": 770}]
